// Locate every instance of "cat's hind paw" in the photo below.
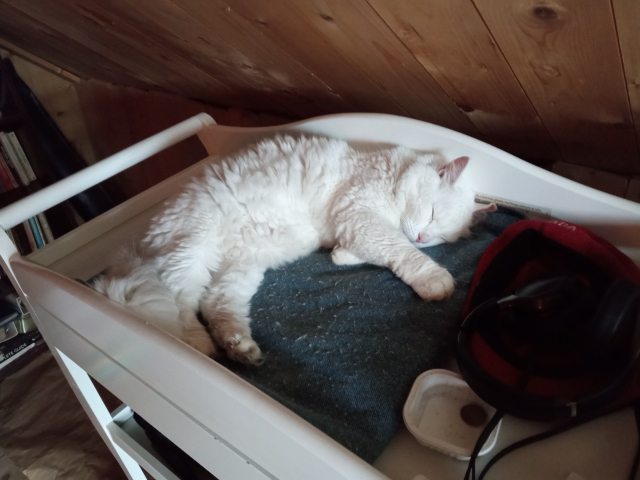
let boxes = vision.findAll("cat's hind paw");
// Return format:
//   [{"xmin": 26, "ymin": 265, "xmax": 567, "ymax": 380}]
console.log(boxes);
[
  {"xmin": 411, "ymin": 266, "xmax": 455, "ymax": 301},
  {"xmin": 331, "ymin": 246, "xmax": 364, "ymax": 266},
  {"xmin": 183, "ymin": 331, "xmax": 219, "ymax": 358}
]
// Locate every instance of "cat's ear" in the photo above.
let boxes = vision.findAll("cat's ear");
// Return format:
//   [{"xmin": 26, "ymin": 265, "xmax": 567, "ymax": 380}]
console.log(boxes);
[
  {"xmin": 439, "ymin": 156, "xmax": 469, "ymax": 185},
  {"xmin": 472, "ymin": 202, "xmax": 498, "ymax": 225}
]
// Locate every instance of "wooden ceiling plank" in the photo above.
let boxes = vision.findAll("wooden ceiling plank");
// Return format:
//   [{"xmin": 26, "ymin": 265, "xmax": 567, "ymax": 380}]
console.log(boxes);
[
  {"xmin": 115, "ymin": 0, "xmax": 346, "ymax": 116},
  {"xmin": 3, "ymin": 0, "xmax": 230, "ymax": 105},
  {"xmin": 99, "ymin": 0, "xmax": 286, "ymax": 114},
  {"xmin": 223, "ymin": 0, "xmax": 479, "ymax": 135},
  {"xmin": 0, "ymin": 2, "xmax": 156, "ymax": 90},
  {"xmin": 169, "ymin": 0, "xmax": 354, "ymax": 115},
  {"xmin": 611, "ymin": 0, "xmax": 640, "ymax": 171},
  {"xmin": 473, "ymin": 0, "xmax": 639, "ymax": 174},
  {"xmin": 70, "ymin": 0, "xmax": 239, "ymax": 105},
  {"xmin": 366, "ymin": 0, "xmax": 559, "ymax": 165}
]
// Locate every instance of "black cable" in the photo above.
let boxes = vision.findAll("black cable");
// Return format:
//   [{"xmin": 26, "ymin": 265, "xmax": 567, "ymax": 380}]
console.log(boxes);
[
  {"xmin": 628, "ymin": 403, "xmax": 640, "ymax": 480},
  {"xmin": 464, "ymin": 410, "xmax": 504, "ymax": 480},
  {"xmin": 477, "ymin": 403, "xmax": 634, "ymax": 480}
]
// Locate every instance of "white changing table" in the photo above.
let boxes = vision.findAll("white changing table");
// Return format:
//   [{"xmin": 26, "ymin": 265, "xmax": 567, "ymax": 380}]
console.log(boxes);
[{"xmin": 0, "ymin": 113, "xmax": 638, "ymax": 480}]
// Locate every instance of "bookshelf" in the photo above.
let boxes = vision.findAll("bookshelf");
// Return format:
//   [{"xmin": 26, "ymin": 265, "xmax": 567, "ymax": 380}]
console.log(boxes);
[
  {"xmin": 0, "ymin": 56, "xmax": 117, "ymax": 255},
  {"xmin": 0, "ymin": 56, "xmax": 117, "ymax": 376}
]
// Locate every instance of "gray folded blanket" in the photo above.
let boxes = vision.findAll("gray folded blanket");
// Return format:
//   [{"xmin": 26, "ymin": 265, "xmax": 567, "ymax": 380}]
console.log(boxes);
[{"xmin": 221, "ymin": 209, "xmax": 521, "ymax": 463}]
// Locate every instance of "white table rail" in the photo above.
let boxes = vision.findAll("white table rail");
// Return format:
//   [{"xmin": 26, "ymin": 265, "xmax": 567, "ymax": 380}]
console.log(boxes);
[{"xmin": 0, "ymin": 113, "xmax": 216, "ymax": 230}]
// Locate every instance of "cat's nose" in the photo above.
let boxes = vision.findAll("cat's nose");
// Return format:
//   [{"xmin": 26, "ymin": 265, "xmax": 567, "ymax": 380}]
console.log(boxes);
[{"xmin": 417, "ymin": 233, "xmax": 429, "ymax": 243}]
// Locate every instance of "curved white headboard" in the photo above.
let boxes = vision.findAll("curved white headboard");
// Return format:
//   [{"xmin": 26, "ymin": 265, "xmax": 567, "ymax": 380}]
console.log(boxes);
[{"xmin": 199, "ymin": 113, "xmax": 640, "ymax": 260}]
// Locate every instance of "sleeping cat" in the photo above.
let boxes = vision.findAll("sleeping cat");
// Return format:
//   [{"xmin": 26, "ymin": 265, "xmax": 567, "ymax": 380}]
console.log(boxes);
[{"xmin": 92, "ymin": 135, "xmax": 495, "ymax": 365}]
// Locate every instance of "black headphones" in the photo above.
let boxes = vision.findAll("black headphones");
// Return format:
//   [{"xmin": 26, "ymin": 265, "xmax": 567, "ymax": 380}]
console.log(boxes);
[{"xmin": 457, "ymin": 275, "xmax": 640, "ymax": 421}]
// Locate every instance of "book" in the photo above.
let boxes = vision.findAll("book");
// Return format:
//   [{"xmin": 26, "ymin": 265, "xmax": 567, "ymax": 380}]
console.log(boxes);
[
  {"xmin": 36, "ymin": 213, "xmax": 54, "ymax": 243},
  {"xmin": 0, "ymin": 135, "xmax": 29, "ymax": 186},
  {"xmin": 22, "ymin": 220, "xmax": 37, "ymax": 251},
  {"xmin": 0, "ymin": 144, "xmax": 24, "ymax": 188},
  {"xmin": 0, "ymin": 342, "xmax": 35, "ymax": 369},
  {"xmin": 0, "ymin": 148, "xmax": 15, "ymax": 190},
  {"xmin": 6, "ymin": 132, "xmax": 36, "ymax": 182},
  {"xmin": 10, "ymin": 224, "xmax": 31, "ymax": 255},
  {"xmin": 0, "ymin": 330, "xmax": 42, "ymax": 366},
  {"xmin": 27, "ymin": 217, "xmax": 44, "ymax": 248},
  {"xmin": 6, "ymin": 229, "xmax": 16, "ymax": 248}
]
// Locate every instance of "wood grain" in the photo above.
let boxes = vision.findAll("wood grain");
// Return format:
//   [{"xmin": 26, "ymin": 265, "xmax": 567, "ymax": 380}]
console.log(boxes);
[
  {"xmin": 366, "ymin": 0, "xmax": 558, "ymax": 165},
  {"xmin": 90, "ymin": 0, "xmax": 325, "ymax": 117},
  {"xmin": 0, "ymin": 2, "xmax": 154, "ymax": 89},
  {"xmin": 225, "ymin": 0, "xmax": 479, "ymax": 135},
  {"xmin": 473, "ymin": 0, "xmax": 639, "ymax": 173},
  {"xmin": 552, "ymin": 162, "xmax": 629, "ymax": 197},
  {"xmin": 0, "ymin": 48, "xmax": 98, "ymax": 166},
  {"xmin": 0, "ymin": 38, "xmax": 80, "ymax": 82},
  {"xmin": 120, "ymin": 0, "xmax": 351, "ymax": 116},
  {"xmin": 612, "ymin": 0, "xmax": 640, "ymax": 169},
  {"xmin": 77, "ymin": 81, "xmax": 290, "ymax": 198},
  {"xmin": 2, "ymin": 0, "xmax": 640, "ymax": 173},
  {"xmin": 1, "ymin": 0, "xmax": 237, "ymax": 105}
]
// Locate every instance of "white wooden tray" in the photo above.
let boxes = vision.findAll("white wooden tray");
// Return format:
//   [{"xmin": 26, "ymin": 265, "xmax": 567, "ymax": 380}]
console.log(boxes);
[{"xmin": 0, "ymin": 113, "xmax": 637, "ymax": 480}]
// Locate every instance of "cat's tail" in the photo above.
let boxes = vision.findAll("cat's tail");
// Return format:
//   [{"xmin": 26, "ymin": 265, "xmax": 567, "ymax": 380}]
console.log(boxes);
[{"xmin": 91, "ymin": 250, "xmax": 182, "ymax": 338}]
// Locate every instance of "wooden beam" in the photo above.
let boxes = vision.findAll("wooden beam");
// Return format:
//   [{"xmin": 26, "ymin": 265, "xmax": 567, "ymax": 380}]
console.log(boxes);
[
  {"xmin": 0, "ymin": 38, "xmax": 80, "ymax": 83},
  {"xmin": 0, "ymin": 2, "xmax": 156, "ymax": 90}
]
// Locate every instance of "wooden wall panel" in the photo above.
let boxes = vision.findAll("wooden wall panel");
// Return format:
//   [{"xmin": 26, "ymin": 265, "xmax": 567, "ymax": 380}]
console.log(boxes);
[
  {"xmin": 612, "ymin": 0, "xmax": 640, "ymax": 166},
  {"xmin": 76, "ymin": 81, "xmax": 289, "ymax": 198},
  {"xmin": 224, "ymin": 0, "xmax": 479, "ymax": 136},
  {"xmin": 2, "ymin": 0, "xmax": 237, "ymax": 105},
  {"xmin": 0, "ymin": 47, "xmax": 97, "ymax": 166},
  {"xmin": 3, "ymin": 0, "xmax": 640, "ymax": 174},
  {"xmin": 0, "ymin": 2, "xmax": 154, "ymax": 89},
  {"xmin": 366, "ymin": 0, "xmax": 558, "ymax": 164},
  {"xmin": 125, "ymin": 0, "xmax": 352, "ymax": 117},
  {"xmin": 473, "ymin": 0, "xmax": 639, "ymax": 173}
]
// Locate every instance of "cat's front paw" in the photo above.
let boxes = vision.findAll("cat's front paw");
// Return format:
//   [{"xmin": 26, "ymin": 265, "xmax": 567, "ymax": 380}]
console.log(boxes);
[
  {"xmin": 411, "ymin": 266, "xmax": 455, "ymax": 301},
  {"xmin": 225, "ymin": 335, "xmax": 264, "ymax": 366},
  {"xmin": 331, "ymin": 246, "xmax": 364, "ymax": 266}
]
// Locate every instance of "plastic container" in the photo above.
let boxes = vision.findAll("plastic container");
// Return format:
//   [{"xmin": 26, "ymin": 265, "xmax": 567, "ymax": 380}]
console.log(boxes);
[{"xmin": 403, "ymin": 369, "xmax": 501, "ymax": 459}]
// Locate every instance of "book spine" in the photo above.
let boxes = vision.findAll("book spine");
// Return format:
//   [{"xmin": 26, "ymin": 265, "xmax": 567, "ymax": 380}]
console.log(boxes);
[
  {"xmin": 11, "ymin": 225, "xmax": 29, "ymax": 255},
  {"xmin": 22, "ymin": 220, "xmax": 37, "ymax": 252},
  {"xmin": 0, "ymin": 331, "xmax": 42, "ymax": 355},
  {"xmin": 0, "ymin": 154, "xmax": 12, "ymax": 191},
  {"xmin": 0, "ymin": 145, "xmax": 23, "ymax": 188},
  {"xmin": 33, "ymin": 215, "xmax": 47, "ymax": 245},
  {"xmin": 2, "ymin": 153, "xmax": 18, "ymax": 188},
  {"xmin": 0, "ymin": 332, "xmax": 42, "ymax": 362},
  {"xmin": 9, "ymin": 225, "xmax": 29, "ymax": 255},
  {"xmin": 0, "ymin": 134, "xmax": 29, "ymax": 186},
  {"xmin": 5, "ymin": 229, "xmax": 16, "ymax": 250},
  {"xmin": 36, "ymin": 213, "xmax": 55, "ymax": 243},
  {"xmin": 0, "ymin": 150, "xmax": 17, "ymax": 189},
  {"xmin": 0, "ymin": 342, "xmax": 35, "ymax": 367},
  {"xmin": 7, "ymin": 132, "xmax": 36, "ymax": 182},
  {"xmin": 28, "ymin": 217, "xmax": 44, "ymax": 248}
]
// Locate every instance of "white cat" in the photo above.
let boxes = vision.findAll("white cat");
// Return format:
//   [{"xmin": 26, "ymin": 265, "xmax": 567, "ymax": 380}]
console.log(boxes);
[{"xmin": 92, "ymin": 135, "xmax": 495, "ymax": 365}]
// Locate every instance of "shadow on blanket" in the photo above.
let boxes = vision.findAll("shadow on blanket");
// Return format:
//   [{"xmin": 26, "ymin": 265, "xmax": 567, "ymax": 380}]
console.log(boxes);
[{"xmin": 219, "ymin": 208, "xmax": 522, "ymax": 463}]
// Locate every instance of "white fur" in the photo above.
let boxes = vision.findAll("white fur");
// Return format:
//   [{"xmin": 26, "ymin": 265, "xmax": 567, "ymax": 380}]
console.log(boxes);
[{"xmin": 92, "ymin": 136, "xmax": 482, "ymax": 364}]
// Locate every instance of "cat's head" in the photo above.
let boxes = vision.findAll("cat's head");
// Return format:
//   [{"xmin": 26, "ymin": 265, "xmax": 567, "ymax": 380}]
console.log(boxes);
[{"xmin": 398, "ymin": 156, "xmax": 496, "ymax": 247}]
